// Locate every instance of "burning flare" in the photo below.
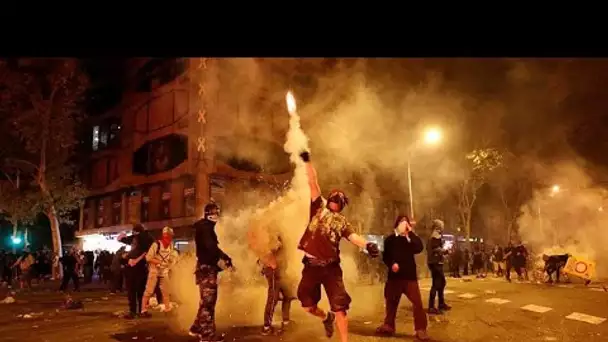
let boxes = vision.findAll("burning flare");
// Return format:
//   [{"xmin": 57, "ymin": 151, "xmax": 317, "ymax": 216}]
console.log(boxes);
[{"xmin": 286, "ymin": 91, "xmax": 297, "ymax": 115}]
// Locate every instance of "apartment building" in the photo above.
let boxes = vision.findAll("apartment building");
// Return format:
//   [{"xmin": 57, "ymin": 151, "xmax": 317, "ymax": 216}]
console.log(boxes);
[{"xmin": 77, "ymin": 58, "xmax": 291, "ymax": 251}]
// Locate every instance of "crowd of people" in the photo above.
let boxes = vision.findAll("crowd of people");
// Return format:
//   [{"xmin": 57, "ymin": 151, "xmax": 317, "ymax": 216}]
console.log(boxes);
[
  {"xmin": 447, "ymin": 241, "xmax": 532, "ymax": 282},
  {"xmin": 0, "ymin": 149, "xmax": 579, "ymax": 342}
]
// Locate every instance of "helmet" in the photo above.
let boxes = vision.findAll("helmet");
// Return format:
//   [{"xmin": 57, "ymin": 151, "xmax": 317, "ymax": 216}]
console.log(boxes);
[{"xmin": 327, "ymin": 189, "xmax": 349, "ymax": 211}]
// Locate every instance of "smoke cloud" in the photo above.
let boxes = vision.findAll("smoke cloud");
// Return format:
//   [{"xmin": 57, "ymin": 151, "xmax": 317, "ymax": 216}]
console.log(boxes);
[
  {"xmin": 516, "ymin": 161, "xmax": 608, "ymax": 278},
  {"xmin": 168, "ymin": 58, "xmax": 503, "ymax": 332}
]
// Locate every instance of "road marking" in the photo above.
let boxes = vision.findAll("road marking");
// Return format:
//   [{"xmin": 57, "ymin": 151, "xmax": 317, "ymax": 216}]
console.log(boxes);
[
  {"xmin": 484, "ymin": 290, "xmax": 497, "ymax": 294},
  {"xmin": 521, "ymin": 304, "xmax": 553, "ymax": 313},
  {"xmin": 589, "ymin": 287, "xmax": 606, "ymax": 292},
  {"xmin": 419, "ymin": 286, "xmax": 431, "ymax": 291},
  {"xmin": 556, "ymin": 284, "xmax": 575, "ymax": 288},
  {"xmin": 566, "ymin": 312, "xmax": 606, "ymax": 325},
  {"xmin": 458, "ymin": 293, "xmax": 477, "ymax": 299},
  {"xmin": 444, "ymin": 290, "xmax": 456, "ymax": 294},
  {"xmin": 486, "ymin": 298, "xmax": 510, "ymax": 305}
]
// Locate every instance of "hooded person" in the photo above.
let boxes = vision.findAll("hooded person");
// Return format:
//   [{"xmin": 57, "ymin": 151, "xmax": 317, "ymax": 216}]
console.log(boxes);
[
  {"xmin": 297, "ymin": 151, "xmax": 380, "ymax": 342},
  {"xmin": 427, "ymin": 219, "xmax": 451, "ymax": 314},
  {"xmin": 139, "ymin": 226, "xmax": 178, "ymax": 317},
  {"xmin": 189, "ymin": 202, "xmax": 233, "ymax": 342},
  {"xmin": 376, "ymin": 215, "xmax": 429, "ymax": 340}
]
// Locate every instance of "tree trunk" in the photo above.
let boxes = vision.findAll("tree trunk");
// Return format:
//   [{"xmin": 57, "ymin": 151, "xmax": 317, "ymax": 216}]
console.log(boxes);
[
  {"xmin": 465, "ymin": 213, "xmax": 472, "ymax": 248},
  {"xmin": 506, "ymin": 220, "xmax": 512, "ymax": 244},
  {"xmin": 47, "ymin": 205, "xmax": 63, "ymax": 280},
  {"xmin": 10, "ymin": 219, "xmax": 18, "ymax": 254}
]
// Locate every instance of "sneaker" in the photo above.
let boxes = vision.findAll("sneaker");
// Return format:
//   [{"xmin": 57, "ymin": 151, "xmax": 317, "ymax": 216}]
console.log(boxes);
[
  {"xmin": 123, "ymin": 312, "xmax": 136, "ymax": 320},
  {"xmin": 199, "ymin": 333, "xmax": 225, "ymax": 342},
  {"xmin": 416, "ymin": 329, "xmax": 430, "ymax": 341},
  {"xmin": 375, "ymin": 324, "xmax": 395, "ymax": 336},
  {"xmin": 323, "ymin": 312, "xmax": 336, "ymax": 338},
  {"xmin": 427, "ymin": 307, "xmax": 441, "ymax": 315},
  {"xmin": 261, "ymin": 326, "xmax": 274, "ymax": 336},
  {"xmin": 439, "ymin": 304, "xmax": 452, "ymax": 311}
]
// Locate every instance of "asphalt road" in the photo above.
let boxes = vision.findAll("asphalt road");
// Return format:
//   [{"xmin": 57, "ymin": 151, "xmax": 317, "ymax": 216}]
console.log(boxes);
[{"xmin": 0, "ymin": 276, "xmax": 607, "ymax": 342}]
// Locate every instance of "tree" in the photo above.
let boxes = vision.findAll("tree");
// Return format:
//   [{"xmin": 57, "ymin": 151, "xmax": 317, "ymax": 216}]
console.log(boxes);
[
  {"xmin": 456, "ymin": 148, "xmax": 503, "ymax": 244},
  {"xmin": 492, "ymin": 153, "xmax": 531, "ymax": 243},
  {"xmin": 0, "ymin": 58, "xmax": 88, "ymax": 269}
]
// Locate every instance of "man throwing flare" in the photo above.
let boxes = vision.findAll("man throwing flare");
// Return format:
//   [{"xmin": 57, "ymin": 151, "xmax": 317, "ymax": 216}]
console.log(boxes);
[{"xmin": 297, "ymin": 151, "xmax": 380, "ymax": 342}]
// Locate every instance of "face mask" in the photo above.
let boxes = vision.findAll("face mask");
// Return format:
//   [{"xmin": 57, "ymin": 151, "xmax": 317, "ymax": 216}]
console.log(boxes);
[
  {"xmin": 207, "ymin": 214, "xmax": 219, "ymax": 222},
  {"xmin": 396, "ymin": 221, "xmax": 408, "ymax": 235}
]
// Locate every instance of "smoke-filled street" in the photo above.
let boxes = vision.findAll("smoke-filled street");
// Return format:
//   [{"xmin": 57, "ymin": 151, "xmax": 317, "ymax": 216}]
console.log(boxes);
[{"xmin": 1, "ymin": 278, "xmax": 606, "ymax": 342}]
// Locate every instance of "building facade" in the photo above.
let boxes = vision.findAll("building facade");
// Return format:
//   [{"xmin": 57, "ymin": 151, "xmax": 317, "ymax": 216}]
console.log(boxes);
[{"xmin": 77, "ymin": 58, "xmax": 291, "ymax": 251}]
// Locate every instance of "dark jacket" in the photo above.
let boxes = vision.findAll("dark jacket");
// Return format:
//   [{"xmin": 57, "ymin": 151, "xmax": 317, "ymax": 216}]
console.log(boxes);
[
  {"xmin": 119, "ymin": 231, "xmax": 153, "ymax": 269},
  {"xmin": 194, "ymin": 218, "xmax": 230, "ymax": 269},
  {"xmin": 383, "ymin": 232, "xmax": 424, "ymax": 281},
  {"xmin": 427, "ymin": 234, "xmax": 445, "ymax": 265}
]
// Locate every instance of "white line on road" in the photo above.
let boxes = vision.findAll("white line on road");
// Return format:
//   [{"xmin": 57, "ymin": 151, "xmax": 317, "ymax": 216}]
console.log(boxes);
[
  {"xmin": 485, "ymin": 298, "xmax": 510, "ymax": 305},
  {"xmin": 566, "ymin": 312, "xmax": 606, "ymax": 325},
  {"xmin": 556, "ymin": 284, "xmax": 575, "ymax": 288},
  {"xmin": 458, "ymin": 293, "xmax": 477, "ymax": 299},
  {"xmin": 589, "ymin": 288, "xmax": 607, "ymax": 292},
  {"xmin": 444, "ymin": 290, "xmax": 456, "ymax": 294},
  {"xmin": 521, "ymin": 304, "xmax": 553, "ymax": 313}
]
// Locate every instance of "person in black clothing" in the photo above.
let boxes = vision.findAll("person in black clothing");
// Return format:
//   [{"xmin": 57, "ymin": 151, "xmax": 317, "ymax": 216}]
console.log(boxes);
[
  {"xmin": 427, "ymin": 219, "xmax": 451, "ymax": 314},
  {"xmin": 118, "ymin": 223, "xmax": 154, "ymax": 319},
  {"xmin": 59, "ymin": 249, "xmax": 80, "ymax": 292},
  {"xmin": 188, "ymin": 202, "xmax": 233, "ymax": 342},
  {"xmin": 472, "ymin": 245, "xmax": 484, "ymax": 278},
  {"xmin": 504, "ymin": 242, "xmax": 514, "ymax": 282},
  {"xmin": 376, "ymin": 215, "xmax": 429, "ymax": 340},
  {"xmin": 111, "ymin": 247, "xmax": 126, "ymax": 293},
  {"xmin": 514, "ymin": 243, "xmax": 529, "ymax": 281},
  {"xmin": 84, "ymin": 251, "xmax": 95, "ymax": 284},
  {"xmin": 450, "ymin": 244, "xmax": 462, "ymax": 278},
  {"xmin": 462, "ymin": 248, "xmax": 470, "ymax": 276},
  {"xmin": 543, "ymin": 254, "xmax": 569, "ymax": 283}
]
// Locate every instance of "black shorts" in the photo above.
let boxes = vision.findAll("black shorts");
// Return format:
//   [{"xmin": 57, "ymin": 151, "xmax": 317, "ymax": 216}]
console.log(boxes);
[{"xmin": 297, "ymin": 260, "xmax": 351, "ymax": 312}]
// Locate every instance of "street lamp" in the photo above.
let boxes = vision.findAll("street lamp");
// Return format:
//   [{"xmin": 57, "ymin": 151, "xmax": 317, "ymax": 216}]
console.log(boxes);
[
  {"xmin": 11, "ymin": 236, "xmax": 22, "ymax": 245},
  {"xmin": 407, "ymin": 126, "xmax": 443, "ymax": 219},
  {"xmin": 551, "ymin": 184, "xmax": 560, "ymax": 195},
  {"xmin": 423, "ymin": 127, "xmax": 442, "ymax": 146}
]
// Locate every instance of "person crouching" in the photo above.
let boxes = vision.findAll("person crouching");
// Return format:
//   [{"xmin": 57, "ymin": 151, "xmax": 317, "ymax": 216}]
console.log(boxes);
[
  {"xmin": 140, "ymin": 226, "xmax": 178, "ymax": 317},
  {"xmin": 376, "ymin": 215, "xmax": 429, "ymax": 340}
]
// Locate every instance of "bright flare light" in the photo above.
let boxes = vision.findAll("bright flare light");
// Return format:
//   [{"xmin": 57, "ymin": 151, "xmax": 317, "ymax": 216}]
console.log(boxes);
[
  {"xmin": 11, "ymin": 236, "xmax": 22, "ymax": 245},
  {"xmin": 423, "ymin": 127, "xmax": 442, "ymax": 145},
  {"xmin": 286, "ymin": 91, "xmax": 297, "ymax": 115},
  {"xmin": 551, "ymin": 184, "xmax": 561, "ymax": 194}
]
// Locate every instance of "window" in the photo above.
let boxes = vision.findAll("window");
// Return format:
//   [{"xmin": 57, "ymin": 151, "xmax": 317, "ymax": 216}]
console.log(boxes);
[
  {"xmin": 91, "ymin": 117, "xmax": 122, "ymax": 152},
  {"xmin": 183, "ymin": 177, "xmax": 196, "ymax": 217},
  {"xmin": 111, "ymin": 193, "xmax": 122, "ymax": 226}
]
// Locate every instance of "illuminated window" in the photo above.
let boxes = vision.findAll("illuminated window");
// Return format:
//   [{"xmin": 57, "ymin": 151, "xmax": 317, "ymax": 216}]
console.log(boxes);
[{"xmin": 92, "ymin": 126, "xmax": 100, "ymax": 151}]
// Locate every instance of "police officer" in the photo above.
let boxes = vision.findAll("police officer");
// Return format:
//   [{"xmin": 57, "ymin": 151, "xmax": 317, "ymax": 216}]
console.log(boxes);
[{"xmin": 189, "ymin": 203, "xmax": 233, "ymax": 342}]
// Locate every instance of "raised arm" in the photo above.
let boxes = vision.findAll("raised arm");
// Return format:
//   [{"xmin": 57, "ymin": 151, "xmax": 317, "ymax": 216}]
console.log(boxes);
[{"xmin": 300, "ymin": 151, "xmax": 321, "ymax": 201}]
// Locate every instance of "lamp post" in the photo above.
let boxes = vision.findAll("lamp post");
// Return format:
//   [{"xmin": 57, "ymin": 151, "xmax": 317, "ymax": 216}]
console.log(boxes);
[
  {"xmin": 538, "ymin": 184, "xmax": 561, "ymax": 235},
  {"xmin": 407, "ymin": 127, "xmax": 443, "ymax": 219}
]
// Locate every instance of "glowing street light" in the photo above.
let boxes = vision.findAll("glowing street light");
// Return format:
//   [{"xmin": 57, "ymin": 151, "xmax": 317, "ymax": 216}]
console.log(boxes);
[
  {"xmin": 423, "ymin": 127, "xmax": 442, "ymax": 146},
  {"xmin": 551, "ymin": 184, "xmax": 561, "ymax": 195},
  {"xmin": 408, "ymin": 126, "xmax": 444, "ymax": 218},
  {"xmin": 11, "ymin": 236, "xmax": 22, "ymax": 245}
]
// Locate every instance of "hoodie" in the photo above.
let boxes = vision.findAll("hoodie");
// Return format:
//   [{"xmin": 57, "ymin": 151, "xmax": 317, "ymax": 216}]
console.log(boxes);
[{"xmin": 427, "ymin": 219, "xmax": 445, "ymax": 265}]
